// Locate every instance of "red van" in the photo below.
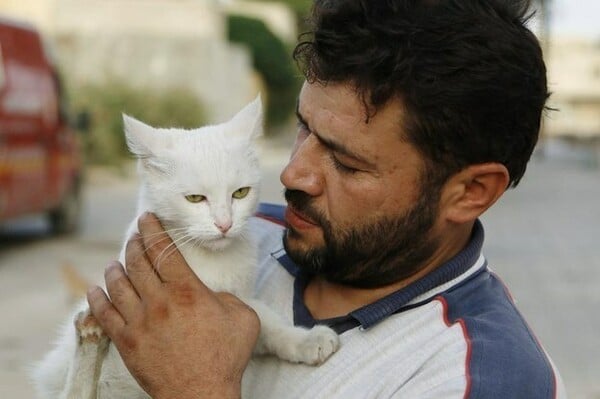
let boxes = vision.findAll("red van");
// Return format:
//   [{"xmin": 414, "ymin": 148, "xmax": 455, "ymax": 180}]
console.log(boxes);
[{"xmin": 0, "ymin": 17, "xmax": 84, "ymax": 234}]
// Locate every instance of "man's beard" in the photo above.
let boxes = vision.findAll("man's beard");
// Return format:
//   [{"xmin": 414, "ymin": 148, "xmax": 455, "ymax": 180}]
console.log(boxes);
[{"xmin": 282, "ymin": 180, "xmax": 441, "ymax": 289}]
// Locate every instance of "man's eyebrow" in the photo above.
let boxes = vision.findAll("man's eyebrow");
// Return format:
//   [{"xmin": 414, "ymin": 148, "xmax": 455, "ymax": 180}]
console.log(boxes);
[{"xmin": 295, "ymin": 105, "xmax": 375, "ymax": 168}]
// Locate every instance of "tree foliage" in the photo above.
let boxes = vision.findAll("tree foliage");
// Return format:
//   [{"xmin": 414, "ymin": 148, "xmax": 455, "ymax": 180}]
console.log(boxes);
[
  {"xmin": 71, "ymin": 81, "xmax": 206, "ymax": 165},
  {"xmin": 227, "ymin": 14, "xmax": 300, "ymax": 128},
  {"xmin": 252, "ymin": 0, "xmax": 313, "ymax": 32}
]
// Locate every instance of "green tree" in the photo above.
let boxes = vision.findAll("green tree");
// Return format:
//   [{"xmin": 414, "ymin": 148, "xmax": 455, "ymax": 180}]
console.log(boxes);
[
  {"xmin": 253, "ymin": 0, "xmax": 312, "ymax": 31},
  {"xmin": 228, "ymin": 15, "xmax": 300, "ymax": 129}
]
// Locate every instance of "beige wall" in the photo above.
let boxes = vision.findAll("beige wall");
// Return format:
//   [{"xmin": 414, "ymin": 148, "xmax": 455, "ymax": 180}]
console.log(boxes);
[
  {"xmin": 0, "ymin": 0, "xmax": 56, "ymax": 31},
  {"xmin": 0, "ymin": 0, "xmax": 224, "ymax": 37},
  {"xmin": 545, "ymin": 38, "xmax": 600, "ymax": 138},
  {"xmin": 56, "ymin": 33, "xmax": 254, "ymax": 123},
  {"xmin": 54, "ymin": 0, "xmax": 223, "ymax": 39},
  {"xmin": 0, "ymin": 0, "xmax": 258, "ymax": 123}
]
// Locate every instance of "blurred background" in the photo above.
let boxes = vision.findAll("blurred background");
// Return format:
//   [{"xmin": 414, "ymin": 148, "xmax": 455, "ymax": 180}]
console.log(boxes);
[{"xmin": 0, "ymin": 0, "xmax": 598, "ymax": 397}]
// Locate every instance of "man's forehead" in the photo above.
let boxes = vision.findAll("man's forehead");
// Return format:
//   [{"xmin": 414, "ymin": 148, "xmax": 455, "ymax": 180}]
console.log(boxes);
[
  {"xmin": 296, "ymin": 83, "xmax": 418, "ymax": 174},
  {"xmin": 298, "ymin": 82, "xmax": 368, "ymax": 124},
  {"xmin": 297, "ymin": 82, "xmax": 406, "ymax": 142}
]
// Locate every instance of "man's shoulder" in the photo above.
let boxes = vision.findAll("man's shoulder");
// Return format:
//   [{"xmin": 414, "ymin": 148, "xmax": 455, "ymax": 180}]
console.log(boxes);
[
  {"xmin": 248, "ymin": 203, "xmax": 288, "ymax": 272},
  {"xmin": 439, "ymin": 270, "xmax": 562, "ymax": 398},
  {"xmin": 254, "ymin": 203, "xmax": 287, "ymax": 227},
  {"xmin": 249, "ymin": 203, "xmax": 286, "ymax": 249}
]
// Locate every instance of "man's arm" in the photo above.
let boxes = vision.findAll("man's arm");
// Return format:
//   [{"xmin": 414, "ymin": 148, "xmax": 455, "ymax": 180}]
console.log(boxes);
[{"xmin": 87, "ymin": 212, "xmax": 260, "ymax": 399}]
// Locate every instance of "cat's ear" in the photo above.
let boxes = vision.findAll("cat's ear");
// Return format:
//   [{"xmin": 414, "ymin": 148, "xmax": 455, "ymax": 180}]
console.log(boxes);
[
  {"xmin": 227, "ymin": 94, "xmax": 263, "ymax": 140},
  {"xmin": 123, "ymin": 114, "xmax": 159, "ymax": 157},
  {"xmin": 123, "ymin": 114, "xmax": 170, "ymax": 174}
]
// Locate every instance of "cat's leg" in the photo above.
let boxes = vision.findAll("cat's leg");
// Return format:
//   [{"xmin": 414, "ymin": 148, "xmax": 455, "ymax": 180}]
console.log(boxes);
[
  {"xmin": 59, "ymin": 309, "xmax": 110, "ymax": 399},
  {"xmin": 31, "ymin": 325, "xmax": 75, "ymax": 399},
  {"xmin": 247, "ymin": 299, "xmax": 339, "ymax": 365}
]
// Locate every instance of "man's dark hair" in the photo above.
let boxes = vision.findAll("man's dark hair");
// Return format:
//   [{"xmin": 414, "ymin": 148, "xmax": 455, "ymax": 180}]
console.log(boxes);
[{"xmin": 294, "ymin": 0, "xmax": 549, "ymax": 187}]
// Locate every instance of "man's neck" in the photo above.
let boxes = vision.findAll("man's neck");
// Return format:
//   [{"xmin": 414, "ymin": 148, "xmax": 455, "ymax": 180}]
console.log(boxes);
[
  {"xmin": 304, "ymin": 223, "xmax": 473, "ymax": 320},
  {"xmin": 304, "ymin": 276, "xmax": 404, "ymax": 320}
]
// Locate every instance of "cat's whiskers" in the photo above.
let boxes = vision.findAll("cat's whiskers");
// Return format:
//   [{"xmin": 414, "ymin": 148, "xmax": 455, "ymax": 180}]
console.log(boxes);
[
  {"xmin": 121, "ymin": 229, "xmax": 192, "ymax": 286},
  {"xmin": 150, "ymin": 231, "xmax": 198, "ymax": 271},
  {"xmin": 138, "ymin": 226, "xmax": 188, "ymax": 240},
  {"xmin": 157, "ymin": 234, "xmax": 204, "ymax": 272}
]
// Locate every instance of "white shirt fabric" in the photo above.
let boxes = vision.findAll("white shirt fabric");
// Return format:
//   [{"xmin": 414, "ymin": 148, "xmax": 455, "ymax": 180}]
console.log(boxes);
[{"xmin": 241, "ymin": 208, "xmax": 567, "ymax": 399}]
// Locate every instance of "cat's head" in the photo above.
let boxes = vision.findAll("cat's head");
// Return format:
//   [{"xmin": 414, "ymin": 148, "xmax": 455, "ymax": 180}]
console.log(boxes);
[{"xmin": 123, "ymin": 95, "xmax": 263, "ymax": 251}]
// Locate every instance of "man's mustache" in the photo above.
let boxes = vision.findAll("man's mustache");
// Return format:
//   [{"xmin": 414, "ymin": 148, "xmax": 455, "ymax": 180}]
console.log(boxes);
[{"xmin": 284, "ymin": 189, "xmax": 326, "ymax": 226}]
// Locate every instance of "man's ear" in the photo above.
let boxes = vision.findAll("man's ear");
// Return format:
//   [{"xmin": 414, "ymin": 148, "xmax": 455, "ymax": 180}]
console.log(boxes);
[{"xmin": 439, "ymin": 163, "xmax": 510, "ymax": 224}]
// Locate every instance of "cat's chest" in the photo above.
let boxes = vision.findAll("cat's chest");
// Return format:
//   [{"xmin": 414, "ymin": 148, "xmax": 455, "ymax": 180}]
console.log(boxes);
[{"xmin": 179, "ymin": 243, "xmax": 257, "ymax": 296}]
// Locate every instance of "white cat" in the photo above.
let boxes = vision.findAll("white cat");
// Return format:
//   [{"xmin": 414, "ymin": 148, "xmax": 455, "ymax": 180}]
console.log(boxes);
[{"xmin": 32, "ymin": 96, "xmax": 339, "ymax": 399}]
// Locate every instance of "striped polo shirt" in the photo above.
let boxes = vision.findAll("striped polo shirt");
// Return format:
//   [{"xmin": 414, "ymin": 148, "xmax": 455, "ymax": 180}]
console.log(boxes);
[{"xmin": 242, "ymin": 203, "xmax": 566, "ymax": 398}]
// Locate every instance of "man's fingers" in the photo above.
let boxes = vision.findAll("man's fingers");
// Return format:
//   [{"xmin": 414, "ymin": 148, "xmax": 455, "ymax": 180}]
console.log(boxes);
[
  {"xmin": 125, "ymin": 233, "xmax": 162, "ymax": 296},
  {"xmin": 105, "ymin": 261, "xmax": 141, "ymax": 322},
  {"xmin": 87, "ymin": 285, "xmax": 126, "ymax": 338},
  {"xmin": 137, "ymin": 212, "xmax": 202, "ymax": 285}
]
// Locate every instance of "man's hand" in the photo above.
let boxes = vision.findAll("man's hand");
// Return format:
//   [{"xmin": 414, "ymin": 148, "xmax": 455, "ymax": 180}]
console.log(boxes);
[{"xmin": 87, "ymin": 212, "xmax": 260, "ymax": 399}]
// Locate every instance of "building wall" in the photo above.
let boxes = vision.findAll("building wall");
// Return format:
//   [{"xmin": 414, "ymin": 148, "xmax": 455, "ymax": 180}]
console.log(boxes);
[
  {"xmin": 0, "ymin": 0, "xmax": 55, "ymax": 31},
  {"xmin": 14, "ymin": 1, "xmax": 594, "ymax": 137},
  {"xmin": 55, "ymin": 33, "xmax": 254, "ymax": 123},
  {"xmin": 54, "ymin": 0, "xmax": 224, "ymax": 39},
  {"xmin": 545, "ymin": 39, "xmax": 600, "ymax": 138},
  {"xmin": 0, "ymin": 0, "xmax": 258, "ymax": 123}
]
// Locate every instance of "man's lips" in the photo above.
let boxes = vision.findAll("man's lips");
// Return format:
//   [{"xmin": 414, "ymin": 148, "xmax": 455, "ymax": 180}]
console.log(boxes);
[{"xmin": 285, "ymin": 206, "xmax": 319, "ymax": 230}]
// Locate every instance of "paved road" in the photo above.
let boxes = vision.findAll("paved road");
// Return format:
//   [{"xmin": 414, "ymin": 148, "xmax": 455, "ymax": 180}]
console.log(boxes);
[
  {"xmin": 480, "ymin": 143, "xmax": 600, "ymax": 398},
  {"xmin": 0, "ymin": 138, "xmax": 598, "ymax": 398}
]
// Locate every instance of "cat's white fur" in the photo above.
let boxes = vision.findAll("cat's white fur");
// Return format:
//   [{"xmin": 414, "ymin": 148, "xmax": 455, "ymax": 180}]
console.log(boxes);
[{"xmin": 32, "ymin": 96, "xmax": 339, "ymax": 399}]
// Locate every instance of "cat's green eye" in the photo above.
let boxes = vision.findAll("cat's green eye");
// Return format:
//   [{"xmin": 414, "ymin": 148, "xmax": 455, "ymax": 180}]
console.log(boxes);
[
  {"xmin": 232, "ymin": 187, "xmax": 251, "ymax": 199},
  {"xmin": 185, "ymin": 194, "xmax": 206, "ymax": 203}
]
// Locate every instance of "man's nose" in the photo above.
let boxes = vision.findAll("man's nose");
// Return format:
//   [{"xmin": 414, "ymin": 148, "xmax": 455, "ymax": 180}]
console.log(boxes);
[{"xmin": 280, "ymin": 133, "xmax": 324, "ymax": 197}]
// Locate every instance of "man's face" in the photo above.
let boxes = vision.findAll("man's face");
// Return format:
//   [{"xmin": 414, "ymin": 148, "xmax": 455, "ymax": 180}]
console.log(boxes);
[{"xmin": 280, "ymin": 82, "xmax": 443, "ymax": 288}]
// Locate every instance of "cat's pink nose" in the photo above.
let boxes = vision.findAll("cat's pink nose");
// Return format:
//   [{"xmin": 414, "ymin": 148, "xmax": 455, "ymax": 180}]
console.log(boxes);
[{"xmin": 215, "ymin": 221, "xmax": 232, "ymax": 234}]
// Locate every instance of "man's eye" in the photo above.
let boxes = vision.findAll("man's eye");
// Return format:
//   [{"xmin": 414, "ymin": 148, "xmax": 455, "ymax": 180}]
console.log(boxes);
[
  {"xmin": 331, "ymin": 154, "xmax": 359, "ymax": 174},
  {"xmin": 296, "ymin": 120, "xmax": 310, "ymax": 134}
]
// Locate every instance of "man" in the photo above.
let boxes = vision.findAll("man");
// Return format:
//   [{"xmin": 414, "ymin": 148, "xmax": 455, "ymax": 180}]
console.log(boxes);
[{"xmin": 88, "ymin": 0, "xmax": 567, "ymax": 397}]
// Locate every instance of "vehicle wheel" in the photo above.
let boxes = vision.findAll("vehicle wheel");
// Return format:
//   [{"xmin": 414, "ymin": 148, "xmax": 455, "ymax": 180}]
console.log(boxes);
[{"xmin": 48, "ymin": 182, "xmax": 82, "ymax": 235}]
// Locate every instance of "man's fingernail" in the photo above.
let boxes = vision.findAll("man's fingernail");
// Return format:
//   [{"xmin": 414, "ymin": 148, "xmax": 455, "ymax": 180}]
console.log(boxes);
[
  {"xmin": 87, "ymin": 285, "xmax": 102, "ymax": 298},
  {"xmin": 105, "ymin": 262, "xmax": 122, "ymax": 279},
  {"xmin": 107, "ymin": 260, "xmax": 121, "ymax": 270}
]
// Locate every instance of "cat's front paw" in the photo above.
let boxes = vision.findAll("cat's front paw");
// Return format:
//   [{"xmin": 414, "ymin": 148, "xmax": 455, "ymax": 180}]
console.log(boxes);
[
  {"xmin": 297, "ymin": 325, "xmax": 340, "ymax": 366},
  {"xmin": 74, "ymin": 310, "xmax": 108, "ymax": 345}
]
